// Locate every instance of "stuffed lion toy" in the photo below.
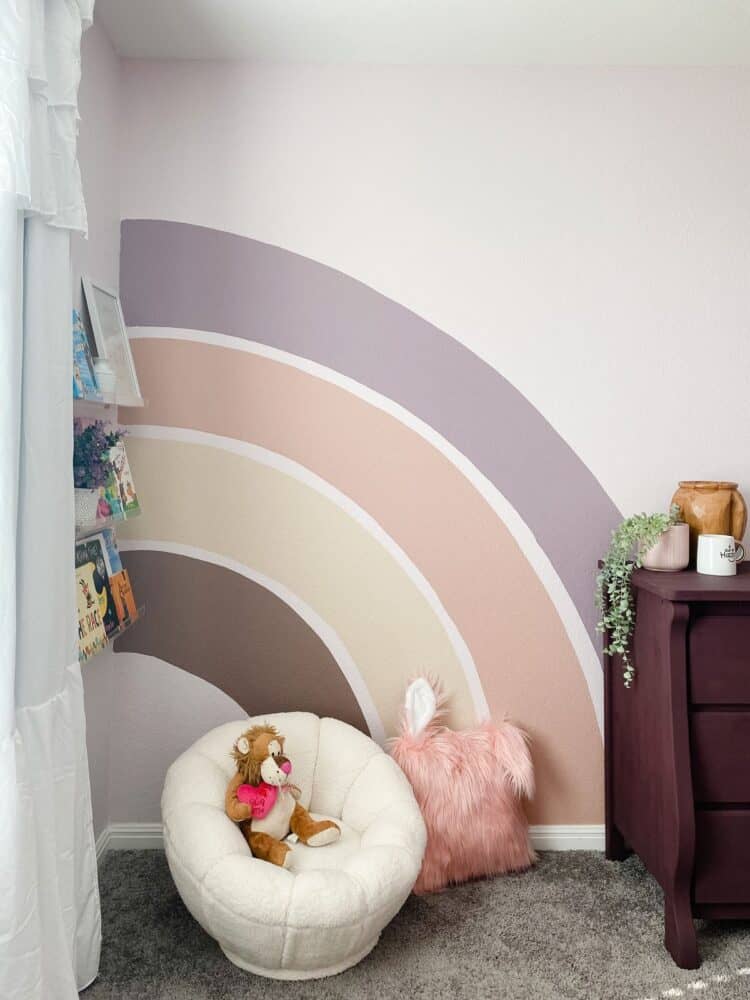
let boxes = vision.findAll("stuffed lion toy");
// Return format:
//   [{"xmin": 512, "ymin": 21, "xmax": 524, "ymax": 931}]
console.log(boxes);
[{"xmin": 225, "ymin": 724, "xmax": 340, "ymax": 867}]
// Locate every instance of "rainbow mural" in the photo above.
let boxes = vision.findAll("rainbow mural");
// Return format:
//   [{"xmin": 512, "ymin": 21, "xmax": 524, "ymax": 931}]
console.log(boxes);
[{"xmin": 115, "ymin": 219, "xmax": 619, "ymax": 823}]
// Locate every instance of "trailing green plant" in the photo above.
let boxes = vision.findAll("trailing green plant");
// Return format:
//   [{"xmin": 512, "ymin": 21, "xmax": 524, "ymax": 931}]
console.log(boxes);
[{"xmin": 596, "ymin": 504, "xmax": 682, "ymax": 687}]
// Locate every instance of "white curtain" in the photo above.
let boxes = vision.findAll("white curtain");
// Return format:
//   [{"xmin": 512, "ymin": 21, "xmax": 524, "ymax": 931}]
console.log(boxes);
[{"xmin": 1, "ymin": 2, "xmax": 101, "ymax": 998}]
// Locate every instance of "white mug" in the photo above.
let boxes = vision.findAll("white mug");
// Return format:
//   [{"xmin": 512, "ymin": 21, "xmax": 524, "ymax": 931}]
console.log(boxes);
[{"xmin": 696, "ymin": 534, "xmax": 745, "ymax": 576}]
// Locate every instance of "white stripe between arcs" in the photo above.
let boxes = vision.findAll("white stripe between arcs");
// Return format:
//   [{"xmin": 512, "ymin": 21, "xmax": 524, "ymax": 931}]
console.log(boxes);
[
  {"xmin": 124, "ymin": 424, "xmax": 490, "ymax": 727},
  {"xmin": 127, "ymin": 326, "xmax": 603, "ymax": 735},
  {"xmin": 116, "ymin": 538, "xmax": 387, "ymax": 746}
]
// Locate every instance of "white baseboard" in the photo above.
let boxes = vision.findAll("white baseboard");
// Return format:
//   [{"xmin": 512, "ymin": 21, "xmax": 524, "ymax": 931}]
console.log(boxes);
[
  {"xmin": 95, "ymin": 822, "xmax": 604, "ymax": 861},
  {"xmin": 107, "ymin": 822, "xmax": 165, "ymax": 851},
  {"xmin": 529, "ymin": 824, "xmax": 604, "ymax": 851},
  {"xmin": 95, "ymin": 825, "xmax": 111, "ymax": 863}
]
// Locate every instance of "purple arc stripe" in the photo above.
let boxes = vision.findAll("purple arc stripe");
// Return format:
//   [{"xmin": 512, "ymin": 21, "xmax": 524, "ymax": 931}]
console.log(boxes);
[
  {"xmin": 120, "ymin": 219, "xmax": 620, "ymax": 644},
  {"xmin": 114, "ymin": 549, "xmax": 369, "ymax": 734}
]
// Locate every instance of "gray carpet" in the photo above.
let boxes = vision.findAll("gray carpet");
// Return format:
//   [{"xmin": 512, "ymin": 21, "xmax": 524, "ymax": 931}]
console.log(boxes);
[{"xmin": 81, "ymin": 851, "xmax": 750, "ymax": 1000}]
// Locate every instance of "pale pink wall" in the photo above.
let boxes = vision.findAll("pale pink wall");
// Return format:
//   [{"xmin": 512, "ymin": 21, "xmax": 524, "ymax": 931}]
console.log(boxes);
[
  {"xmin": 72, "ymin": 18, "xmax": 121, "ymax": 313},
  {"xmin": 75, "ymin": 39, "xmax": 750, "ymax": 835},
  {"xmin": 74, "ymin": 17, "xmax": 122, "ymax": 842},
  {"xmin": 113, "ymin": 61, "xmax": 750, "ymax": 830},
  {"xmin": 118, "ymin": 61, "xmax": 750, "ymax": 523}
]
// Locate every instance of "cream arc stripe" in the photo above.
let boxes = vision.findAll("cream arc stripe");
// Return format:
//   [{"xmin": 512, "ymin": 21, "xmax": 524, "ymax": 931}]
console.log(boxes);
[
  {"xmin": 116, "ymin": 539, "xmax": 386, "ymax": 745},
  {"xmin": 123, "ymin": 425, "xmax": 488, "ymax": 726},
  {"xmin": 127, "ymin": 326, "xmax": 602, "ymax": 734}
]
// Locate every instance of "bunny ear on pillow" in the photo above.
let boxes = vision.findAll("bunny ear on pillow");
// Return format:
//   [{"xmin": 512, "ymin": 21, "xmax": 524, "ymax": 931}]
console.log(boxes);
[{"xmin": 404, "ymin": 676, "xmax": 445, "ymax": 736}]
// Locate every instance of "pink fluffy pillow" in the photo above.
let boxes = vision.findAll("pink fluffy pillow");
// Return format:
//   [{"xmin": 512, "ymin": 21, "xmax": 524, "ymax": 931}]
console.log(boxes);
[{"xmin": 390, "ymin": 677, "xmax": 535, "ymax": 893}]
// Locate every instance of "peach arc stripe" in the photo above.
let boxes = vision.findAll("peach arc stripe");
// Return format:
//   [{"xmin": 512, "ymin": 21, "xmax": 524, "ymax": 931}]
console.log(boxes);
[
  {"xmin": 119, "ymin": 220, "xmax": 620, "ymax": 654},
  {"xmin": 126, "ymin": 327, "xmax": 603, "ymax": 734},
  {"xmin": 118, "ymin": 431, "xmax": 480, "ymax": 738},
  {"xmin": 122, "ymin": 341, "xmax": 604, "ymax": 821},
  {"xmin": 116, "ymin": 540, "xmax": 385, "ymax": 743}
]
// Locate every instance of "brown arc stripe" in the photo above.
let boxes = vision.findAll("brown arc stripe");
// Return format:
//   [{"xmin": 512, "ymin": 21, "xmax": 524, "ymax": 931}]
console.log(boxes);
[{"xmin": 113, "ymin": 549, "xmax": 369, "ymax": 734}]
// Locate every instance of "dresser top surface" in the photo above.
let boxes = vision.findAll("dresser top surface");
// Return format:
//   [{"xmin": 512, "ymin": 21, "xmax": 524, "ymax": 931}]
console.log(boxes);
[{"xmin": 631, "ymin": 563, "xmax": 750, "ymax": 601}]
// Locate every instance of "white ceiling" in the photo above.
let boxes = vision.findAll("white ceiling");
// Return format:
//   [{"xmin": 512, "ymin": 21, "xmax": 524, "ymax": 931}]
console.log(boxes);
[{"xmin": 96, "ymin": 0, "xmax": 750, "ymax": 65}]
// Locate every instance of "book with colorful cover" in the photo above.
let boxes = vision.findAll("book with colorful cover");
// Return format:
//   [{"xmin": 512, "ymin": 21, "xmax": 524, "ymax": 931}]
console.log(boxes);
[
  {"xmin": 100, "ymin": 473, "xmax": 124, "ymax": 519},
  {"xmin": 100, "ymin": 528, "xmax": 123, "ymax": 576},
  {"xmin": 73, "ymin": 417, "xmax": 125, "ymax": 520},
  {"xmin": 76, "ymin": 561, "xmax": 107, "ymax": 660},
  {"xmin": 106, "ymin": 439, "xmax": 140, "ymax": 516},
  {"xmin": 110, "ymin": 568, "xmax": 139, "ymax": 627},
  {"xmin": 99, "ymin": 528, "xmax": 139, "ymax": 629},
  {"xmin": 72, "ymin": 310, "xmax": 100, "ymax": 400},
  {"xmin": 75, "ymin": 536, "xmax": 119, "ymax": 641}
]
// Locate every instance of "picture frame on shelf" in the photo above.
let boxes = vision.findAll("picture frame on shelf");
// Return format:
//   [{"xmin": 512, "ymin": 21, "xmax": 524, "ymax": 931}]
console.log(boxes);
[{"xmin": 82, "ymin": 276, "xmax": 143, "ymax": 405}]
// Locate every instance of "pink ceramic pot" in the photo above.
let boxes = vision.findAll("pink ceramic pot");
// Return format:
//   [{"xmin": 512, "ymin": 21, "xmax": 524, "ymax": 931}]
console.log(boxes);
[{"xmin": 641, "ymin": 522, "xmax": 690, "ymax": 572}]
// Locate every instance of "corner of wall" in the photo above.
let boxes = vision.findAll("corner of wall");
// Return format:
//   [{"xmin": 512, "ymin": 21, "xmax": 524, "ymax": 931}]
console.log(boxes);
[{"xmin": 76, "ymin": 12, "xmax": 125, "ymax": 841}]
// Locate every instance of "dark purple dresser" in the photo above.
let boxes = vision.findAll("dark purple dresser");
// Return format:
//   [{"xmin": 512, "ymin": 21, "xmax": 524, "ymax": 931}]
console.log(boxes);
[{"xmin": 604, "ymin": 563, "xmax": 750, "ymax": 968}]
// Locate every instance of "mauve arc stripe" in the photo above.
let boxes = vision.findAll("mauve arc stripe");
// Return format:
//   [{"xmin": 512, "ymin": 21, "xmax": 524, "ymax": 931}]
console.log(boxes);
[{"xmin": 119, "ymin": 219, "xmax": 620, "ymax": 644}]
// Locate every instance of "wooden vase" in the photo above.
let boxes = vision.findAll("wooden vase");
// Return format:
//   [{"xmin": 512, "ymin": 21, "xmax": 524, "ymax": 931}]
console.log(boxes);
[{"xmin": 671, "ymin": 481, "xmax": 747, "ymax": 560}]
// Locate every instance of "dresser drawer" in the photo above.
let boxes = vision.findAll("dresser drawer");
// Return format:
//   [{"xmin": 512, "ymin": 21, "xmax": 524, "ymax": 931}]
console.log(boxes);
[
  {"xmin": 689, "ymin": 615, "xmax": 750, "ymax": 704},
  {"xmin": 694, "ymin": 811, "xmax": 750, "ymax": 903},
  {"xmin": 691, "ymin": 712, "xmax": 750, "ymax": 802}
]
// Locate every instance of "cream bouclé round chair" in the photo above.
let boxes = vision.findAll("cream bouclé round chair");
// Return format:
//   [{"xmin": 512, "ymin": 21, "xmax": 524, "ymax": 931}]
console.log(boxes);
[{"xmin": 162, "ymin": 713, "xmax": 427, "ymax": 980}]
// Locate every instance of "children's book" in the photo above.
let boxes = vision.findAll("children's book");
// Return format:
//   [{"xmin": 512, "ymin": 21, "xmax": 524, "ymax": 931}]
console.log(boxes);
[
  {"xmin": 73, "ymin": 416, "xmax": 115, "ymax": 515},
  {"xmin": 99, "ymin": 528, "xmax": 123, "ymax": 576},
  {"xmin": 76, "ymin": 560, "xmax": 107, "ymax": 660},
  {"xmin": 106, "ymin": 440, "xmax": 140, "ymax": 516},
  {"xmin": 74, "ymin": 416, "xmax": 125, "ymax": 519},
  {"xmin": 72, "ymin": 310, "xmax": 101, "ymax": 400},
  {"xmin": 100, "ymin": 469, "xmax": 124, "ymax": 519},
  {"xmin": 110, "ymin": 569, "xmax": 139, "ymax": 627},
  {"xmin": 75, "ymin": 536, "xmax": 119, "ymax": 640}
]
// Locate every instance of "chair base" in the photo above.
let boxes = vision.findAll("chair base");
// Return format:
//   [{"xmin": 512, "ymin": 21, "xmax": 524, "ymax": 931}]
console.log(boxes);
[{"xmin": 221, "ymin": 935, "xmax": 380, "ymax": 980}]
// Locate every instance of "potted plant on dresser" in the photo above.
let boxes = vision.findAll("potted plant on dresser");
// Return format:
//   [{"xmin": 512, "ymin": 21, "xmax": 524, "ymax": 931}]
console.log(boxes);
[{"xmin": 596, "ymin": 505, "xmax": 688, "ymax": 686}]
